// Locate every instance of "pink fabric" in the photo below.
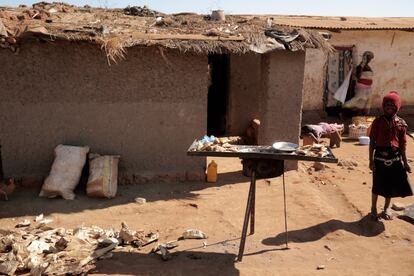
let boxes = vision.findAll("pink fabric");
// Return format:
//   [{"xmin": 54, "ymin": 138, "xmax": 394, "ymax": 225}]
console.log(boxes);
[
  {"xmin": 307, "ymin": 123, "xmax": 342, "ymax": 139},
  {"xmin": 319, "ymin": 123, "xmax": 342, "ymax": 134},
  {"xmin": 311, "ymin": 125, "xmax": 324, "ymax": 139}
]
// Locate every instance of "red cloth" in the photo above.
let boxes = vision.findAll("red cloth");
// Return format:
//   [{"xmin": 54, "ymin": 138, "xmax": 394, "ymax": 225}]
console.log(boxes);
[
  {"xmin": 358, "ymin": 79, "xmax": 373, "ymax": 86},
  {"xmin": 369, "ymin": 116, "xmax": 407, "ymax": 151},
  {"xmin": 383, "ymin": 91, "xmax": 401, "ymax": 111}
]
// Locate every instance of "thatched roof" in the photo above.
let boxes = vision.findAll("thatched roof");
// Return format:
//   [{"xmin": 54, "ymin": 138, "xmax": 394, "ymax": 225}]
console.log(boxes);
[{"xmin": 0, "ymin": 2, "xmax": 333, "ymax": 62}]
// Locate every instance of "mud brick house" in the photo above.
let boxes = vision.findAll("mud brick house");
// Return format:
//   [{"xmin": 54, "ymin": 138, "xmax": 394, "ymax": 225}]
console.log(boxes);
[
  {"xmin": 0, "ymin": 3, "xmax": 331, "ymax": 184},
  {"xmin": 266, "ymin": 16, "xmax": 414, "ymax": 119}
]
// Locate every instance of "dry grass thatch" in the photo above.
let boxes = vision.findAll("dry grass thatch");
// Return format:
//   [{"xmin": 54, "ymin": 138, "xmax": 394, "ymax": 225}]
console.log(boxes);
[
  {"xmin": 0, "ymin": 3, "xmax": 334, "ymax": 62},
  {"xmin": 99, "ymin": 37, "xmax": 126, "ymax": 65}
]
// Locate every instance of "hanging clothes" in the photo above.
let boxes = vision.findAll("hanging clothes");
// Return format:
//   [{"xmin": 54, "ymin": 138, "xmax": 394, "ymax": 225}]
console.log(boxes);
[
  {"xmin": 323, "ymin": 49, "xmax": 353, "ymax": 115},
  {"xmin": 343, "ymin": 51, "xmax": 374, "ymax": 112},
  {"xmin": 334, "ymin": 68, "xmax": 353, "ymax": 104}
]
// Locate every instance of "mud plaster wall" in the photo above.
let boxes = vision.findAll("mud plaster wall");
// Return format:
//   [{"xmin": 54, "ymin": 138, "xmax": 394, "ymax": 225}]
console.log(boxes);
[
  {"xmin": 261, "ymin": 51, "xmax": 305, "ymax": 144},
  {"xmin": 302, "ymin": 48, "xmax": 327, "ymax": 111},
  {"xmin": 227, "ymin": 53, "xmax": 265, "ymax": 135},
  {"xmin": 0, "ymin": 43, "xmax": 208, "ymax": 183},
  {"xmin": 302, "ymin": 30, "xmax": 414, "ymax": 111},
  {"xmin": 227, "ymin": 51, "xmax": 305, "ymax": 148},
  {"xmin": 261, "ymin": 51, "xmax": 306, "ymax": 169}
]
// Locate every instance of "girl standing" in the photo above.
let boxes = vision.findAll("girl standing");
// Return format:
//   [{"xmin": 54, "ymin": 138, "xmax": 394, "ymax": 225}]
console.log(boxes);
[{"xmin": 369, "ymin": 91, "xmax": 413, "ymax": 220}]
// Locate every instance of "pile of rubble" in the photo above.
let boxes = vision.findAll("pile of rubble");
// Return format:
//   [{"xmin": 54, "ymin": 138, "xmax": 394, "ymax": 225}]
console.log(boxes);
[
  {"xmin": 0, "ymin": 18, "xmax": 17, "ymax": 54},
  {"xmin": 0, "ymin": 218, "xmax": 157, "ymax": 275},
  {"xmin": 0, "ymin": 216, "xmax": 208, "ymax": 275},
  {"xmin": 31, "ymin": 2, "xmax": 75, "ymax": 14},
  {"xmin": 123, "ymin": 5, "xmax": 162, "ymax": 17}
]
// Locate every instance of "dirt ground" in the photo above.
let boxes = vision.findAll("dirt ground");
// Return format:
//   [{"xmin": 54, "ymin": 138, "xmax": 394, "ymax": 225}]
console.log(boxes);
[{"xmin": 1, "ymin": 137, "xmax": 414, "ymax": 276}]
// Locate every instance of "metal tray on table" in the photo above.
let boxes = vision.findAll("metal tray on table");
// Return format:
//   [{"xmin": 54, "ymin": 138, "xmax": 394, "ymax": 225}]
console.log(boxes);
[{"xmin": 186, "ymin": 140, "xmax": 338, "ymax": 163}]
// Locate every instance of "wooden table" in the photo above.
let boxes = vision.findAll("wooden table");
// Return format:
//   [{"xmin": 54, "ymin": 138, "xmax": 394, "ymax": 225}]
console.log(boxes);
[{"xmin": 187, "ymin": 142, "xmax": 338, "ymax": 261}]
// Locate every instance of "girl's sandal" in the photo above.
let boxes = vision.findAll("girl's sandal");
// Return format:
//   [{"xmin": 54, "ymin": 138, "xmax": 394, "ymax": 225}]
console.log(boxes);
[{"xmin": 380, "ymin": 210, "xmax": 393, "ymax": 220}]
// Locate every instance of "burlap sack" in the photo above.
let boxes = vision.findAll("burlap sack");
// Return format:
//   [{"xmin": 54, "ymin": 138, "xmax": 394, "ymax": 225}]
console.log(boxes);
[{"xmin": 86, "ymin": 155, "xmax": 120, "ymax": 199}]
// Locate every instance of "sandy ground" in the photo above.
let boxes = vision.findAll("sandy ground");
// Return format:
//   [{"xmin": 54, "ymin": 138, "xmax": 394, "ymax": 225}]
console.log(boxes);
[{"xmin": 1, "ymin": 138, "xmax": 414, "ymax": 275}]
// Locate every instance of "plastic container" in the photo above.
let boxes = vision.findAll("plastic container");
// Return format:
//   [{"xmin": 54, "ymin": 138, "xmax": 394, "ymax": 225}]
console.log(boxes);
[
  {"xmin": 359, "ymin": 136, "xmax": 370, "ymax": 145},
  {"xmin": 207, "ymin": 160, "xmax": 218, "ymax": 183}
]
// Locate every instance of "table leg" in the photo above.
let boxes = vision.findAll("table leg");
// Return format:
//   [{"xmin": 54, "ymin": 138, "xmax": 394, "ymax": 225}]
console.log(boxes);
[
  {"xmin": 237, "ymin": 169, "xmax": 256, "ymax": 262},
  {"xmin": 282, "ymin": 161, "xmax": 289, "ymax": 249},
  {"xmin": 250, "ymin": 170, "xmax": 256, "ymax": 235}
]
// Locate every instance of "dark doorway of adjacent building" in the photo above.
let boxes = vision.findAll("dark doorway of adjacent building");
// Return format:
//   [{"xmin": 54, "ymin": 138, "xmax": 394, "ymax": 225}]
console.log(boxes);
[
  {"xmin": 207, "ymin": 54, "xmax": 230, "ymax": 136},
  {"xmin": 324, "ymin": 46, "xmax": 354, "ymax": 117}
]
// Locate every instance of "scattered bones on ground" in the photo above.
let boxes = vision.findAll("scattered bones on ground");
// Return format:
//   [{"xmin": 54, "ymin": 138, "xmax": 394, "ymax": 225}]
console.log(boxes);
[{"xmin": 0, "ymin": 216, "xmax": 208, "ymax": 275}]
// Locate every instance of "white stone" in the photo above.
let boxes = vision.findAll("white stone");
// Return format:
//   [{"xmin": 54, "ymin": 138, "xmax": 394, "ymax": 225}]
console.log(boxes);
[
  {"xmin": 182, "ymin": 229, "xmax": 208, "ymax": 239},
  {"xmin": 134, "ymin": 197, "xmax": 146, "ymax": 204},
  {"xmin": 34, "ymin": 214, "xmax": 44, "ymax": 222}
]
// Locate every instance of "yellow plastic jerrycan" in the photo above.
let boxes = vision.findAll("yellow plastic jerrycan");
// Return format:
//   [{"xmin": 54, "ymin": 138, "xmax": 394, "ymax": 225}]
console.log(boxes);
[{"xmin": 207, "ymin": 160, "xmax": 218, "ymax": 183}]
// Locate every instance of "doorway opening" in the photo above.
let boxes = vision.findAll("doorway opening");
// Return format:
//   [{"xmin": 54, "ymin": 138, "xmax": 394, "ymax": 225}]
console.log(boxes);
[
  {"xmin": 323, "ymin": 46, "xmax": 354, "ymax": 117},
  {"xmin": 207, "ymin": 54, "xmax": 230, "ymax": 136}
]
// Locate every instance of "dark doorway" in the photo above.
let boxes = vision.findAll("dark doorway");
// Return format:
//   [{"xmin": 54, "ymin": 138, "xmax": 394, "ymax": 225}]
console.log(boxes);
[
  {"xmin": 207, "ymin": 54, "xmax": 230, "ymax": 136},
  {"xmin": 323, "ymin": 46, "xmax": 354, "ymax": 117}
]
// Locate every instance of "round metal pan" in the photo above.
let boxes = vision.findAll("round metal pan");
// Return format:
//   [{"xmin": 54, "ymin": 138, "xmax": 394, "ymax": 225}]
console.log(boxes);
[{"xmin": 272, "ymin": 142, "xmax": 299, "ymax": 152}]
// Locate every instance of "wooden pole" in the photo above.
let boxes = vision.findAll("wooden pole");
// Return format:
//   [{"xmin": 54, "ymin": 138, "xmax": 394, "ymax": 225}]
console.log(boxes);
[{"xmin": 282, "ymin": 161, "xmax": 289, "ymax": 249}]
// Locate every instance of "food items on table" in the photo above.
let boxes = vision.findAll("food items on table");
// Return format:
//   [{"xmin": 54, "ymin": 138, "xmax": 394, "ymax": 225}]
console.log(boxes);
[
  {"xmin": 296, "ymin": 144, "xmax": 330, "ymax": 157},
  {"xmin": 192, "ymin": 136, "xmax": 332, "ymax": 158},
  {"xmin": 216, "ymin": 136, "xmax": 242, "ymax": 145},
  {"xmin": 191, "ymin": 135, "xmax": 241, "ymax": 152},
  {"xmin": 193, "ymin": 141, "xmax": 239, "ymax": 152}
]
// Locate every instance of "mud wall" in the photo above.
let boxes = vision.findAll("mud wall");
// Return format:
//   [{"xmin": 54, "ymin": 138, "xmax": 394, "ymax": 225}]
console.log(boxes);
[
  {"xmin": 0, "ymin": 43, "xmax": 208, "ymax": 183},
  {"xmin": 261, "ymin": 51, "xmax": 305, "ymax": 147},
  {"xmin": 302, "ymin": 30, "xmax": 414, "ymax": 112},
  {"xmin": 302, "ymin": 49, "xmax": 327, "ymax": 111},
  {"xmin": 227, "ymin": 51, "xmax": 305, "ymax": 171},
  {"xmin": 227, "ymin": 53, "xmax": 265, "ymax": 136},
  {"xmin": 227, "ymin": 51, "xmax": 305, "ymax": 149}
]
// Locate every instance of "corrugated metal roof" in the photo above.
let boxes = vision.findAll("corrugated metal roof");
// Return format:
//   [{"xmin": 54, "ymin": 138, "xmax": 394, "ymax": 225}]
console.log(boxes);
[{"xmin": 246, "ymin": 15, "xmax": 414, "ymax": 30}]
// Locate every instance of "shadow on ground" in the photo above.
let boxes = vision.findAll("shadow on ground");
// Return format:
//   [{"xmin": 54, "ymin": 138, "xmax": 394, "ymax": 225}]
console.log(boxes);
[
  {"xmin": 398, "ymin": 215, "xmax": 414, "ymax": 225},
  {"xmin": 0, "ymin": 171, "xmax": 248, "ymax": 218},
  {"xmin": 341, "ymin": 137, "xmax": 360, "ymax": 144},
  {"xmin": 262, "ymin": 215, "xmax": 385, "ymax": 247},
  {"xmin": 93, "ymin": 251, "xmax": 239, "ymax": 275}
]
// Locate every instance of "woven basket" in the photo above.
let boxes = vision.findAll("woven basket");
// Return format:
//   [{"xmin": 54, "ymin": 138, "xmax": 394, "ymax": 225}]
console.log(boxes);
[
  {"xmin": 349, "ymin": 126, "xmax": 368, "ymax": 139},
  {"xmin": 352, "ymin": 116, "xmax": 375, "ymax": 126}
]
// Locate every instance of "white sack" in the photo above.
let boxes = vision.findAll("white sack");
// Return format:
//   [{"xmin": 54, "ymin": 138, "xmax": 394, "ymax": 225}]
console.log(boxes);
[{"xmin": 40, "ymin": 145, "xmax": 89, "ymax": 200}]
